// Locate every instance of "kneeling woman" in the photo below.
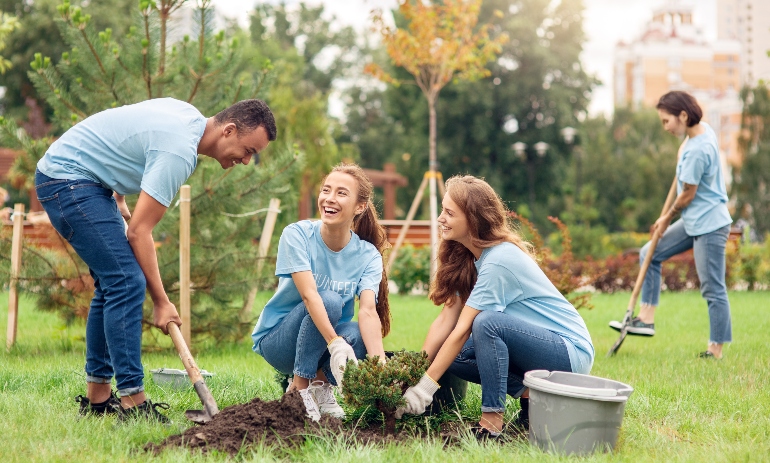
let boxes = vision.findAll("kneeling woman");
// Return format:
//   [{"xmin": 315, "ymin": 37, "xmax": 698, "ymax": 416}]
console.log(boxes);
[
  {"xmin": 251, "ymin": 164, "xmax": 390, "ymax": 420},
  {"xmin": 397, "ymin": 176, "xmax": 594, "ymax": 438}
]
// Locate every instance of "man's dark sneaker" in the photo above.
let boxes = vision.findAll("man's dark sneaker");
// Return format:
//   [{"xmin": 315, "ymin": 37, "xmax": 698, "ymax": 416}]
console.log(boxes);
[
  {"xmin": 119, "ymin": 400, "xmax": 171, "ymax": 424},
  {"xmin": 608, "ymin": 317, "xmax": 655, "ymax": 336},
  {"xmin": 75, "ymin": 392, "xmax": 121, "ymax": 416}
]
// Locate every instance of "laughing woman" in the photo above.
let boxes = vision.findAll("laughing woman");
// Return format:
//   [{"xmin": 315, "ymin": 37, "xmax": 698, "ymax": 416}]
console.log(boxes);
[
  {"xmin": 396, "ymin": 176, "xmax": 594, "ymax": 439},
  {"xmin": 251, "ymin": 163, "xmax": 390, "ymax": 421}
]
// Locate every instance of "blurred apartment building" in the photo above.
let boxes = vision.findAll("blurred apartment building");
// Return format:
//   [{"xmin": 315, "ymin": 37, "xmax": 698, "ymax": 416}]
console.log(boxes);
[
  {"xmin": 612, "ymin": 1, "xmax": 765, "ymax": 171},
  {"xmin": 717, "ymin": 0, "xmax": 770, "ymax": 84}
]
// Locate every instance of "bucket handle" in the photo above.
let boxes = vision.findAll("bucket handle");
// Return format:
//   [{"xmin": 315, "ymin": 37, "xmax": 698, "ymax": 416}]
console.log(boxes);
[{"xmin": 524, "ymin": 370, "xmax": 628, "ymax": 398}]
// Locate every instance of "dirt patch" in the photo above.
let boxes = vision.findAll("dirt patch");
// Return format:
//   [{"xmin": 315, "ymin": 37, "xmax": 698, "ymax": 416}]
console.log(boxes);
[{"xmin": 145, "ymin": 391, "xmax": 415, "ymax": 456}]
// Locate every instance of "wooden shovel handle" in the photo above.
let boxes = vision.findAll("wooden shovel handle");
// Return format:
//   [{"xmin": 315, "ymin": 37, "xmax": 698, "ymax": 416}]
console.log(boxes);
[{"xmin": 167, "ymin": 322, "xmax": 203, "ymax": 384}]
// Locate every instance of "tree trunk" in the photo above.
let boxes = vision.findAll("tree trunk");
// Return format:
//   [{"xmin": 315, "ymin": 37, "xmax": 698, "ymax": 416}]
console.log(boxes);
[
  {"xmin": 376, "ymin": 400, "xmax": 397, "ymax": 435},
  {"xmin": 427, "ymin": 93, "xmax": 439, "ymax": 280}
]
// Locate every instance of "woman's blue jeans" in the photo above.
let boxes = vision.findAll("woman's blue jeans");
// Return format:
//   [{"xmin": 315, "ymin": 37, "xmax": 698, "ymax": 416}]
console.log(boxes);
[
  {"xmin": 35, "ymin": 171, "xmax": 146, "ymax": 397},
  {"xmin": 446, "ymin": 310, "xmax": 572, "ymax": 413},
  {"xmin": 258, "ymin": 290, "xmax": 366, "ymax": 385},
  {"xmin": 640, "ymin": 220, "xmax": 732, "ymax": 344}
]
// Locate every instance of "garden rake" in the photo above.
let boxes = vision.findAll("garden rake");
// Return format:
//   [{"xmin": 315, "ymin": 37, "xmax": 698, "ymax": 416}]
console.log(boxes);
[{"xmin": 607, "ymin": 175, "xmax": 678, "ymax": 357}]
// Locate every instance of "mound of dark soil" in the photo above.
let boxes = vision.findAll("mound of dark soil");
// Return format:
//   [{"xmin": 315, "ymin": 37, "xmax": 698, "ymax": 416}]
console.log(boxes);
[
  {"xmin": 146, "ymin": 391, "xmax": 343, "ymax": 455},
  {"xmin": 145, "ymin": 391, "xmax": 489, "ymax": 456}
]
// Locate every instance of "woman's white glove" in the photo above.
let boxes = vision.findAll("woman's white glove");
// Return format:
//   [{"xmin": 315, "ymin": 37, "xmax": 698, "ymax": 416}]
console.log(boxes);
[
  {"xmin": 327, "ymin": 336, "xmax": 358, "ymax": 386},
  {"xmin": 395, "ymin": 374, "xmax": 440, "ymax": 419}
]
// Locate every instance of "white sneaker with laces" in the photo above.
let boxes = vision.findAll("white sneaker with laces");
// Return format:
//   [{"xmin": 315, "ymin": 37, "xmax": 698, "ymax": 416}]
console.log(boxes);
[
  {"xmin": 308, "ymin": 380, "xmax": 346, "ymax": 419},
  {"xmin": 297, "ymin": 388, "xmax": 321, "ymax": 422}
]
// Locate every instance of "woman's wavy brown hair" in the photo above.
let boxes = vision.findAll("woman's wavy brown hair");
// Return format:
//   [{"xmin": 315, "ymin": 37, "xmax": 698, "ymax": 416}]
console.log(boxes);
[
  {"xmin": 328, "ymin": 163, "xmax": 391, "ymax": 336},
  {"xmin": 429, "ymin": 175, "xmax": 533, "ymax": 307}
]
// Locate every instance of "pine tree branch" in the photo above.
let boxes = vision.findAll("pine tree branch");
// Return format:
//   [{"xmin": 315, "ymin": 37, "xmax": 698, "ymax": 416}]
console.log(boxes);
[{"xmin": 79, "ymin": 28, "xmax": 107, "ymax": 76}]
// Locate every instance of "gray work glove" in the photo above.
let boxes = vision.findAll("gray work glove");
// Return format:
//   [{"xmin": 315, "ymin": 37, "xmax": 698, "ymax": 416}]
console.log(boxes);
[
  {"xmin": 395, "ymin": 374, "xmax": 440, "ymax": 419},
  {"xmin": 327, "ymin": 336, "xmax": 358, "ymax": 386}
]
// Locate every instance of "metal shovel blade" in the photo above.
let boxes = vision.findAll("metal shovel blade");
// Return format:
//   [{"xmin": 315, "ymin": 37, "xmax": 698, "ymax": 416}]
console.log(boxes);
[{"xmin": 185, "ymin": 409, "xmax": 213, "ymax": 424}]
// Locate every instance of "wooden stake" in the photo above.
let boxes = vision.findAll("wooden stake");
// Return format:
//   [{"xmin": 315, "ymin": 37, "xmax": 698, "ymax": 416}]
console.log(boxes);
[
  {"xmin": 240, "ymin": 198, "xmax": 281, "ymax": 321},
  {"xmin": 6, "ymin": 203, "xmax": 24, "ymax": 351},
  {"xmin": 179, "ymin": 185, "xmax": 191, "ymax": 346},
  {"xmin": 386, "ymin": 174, "xmax": 429, "ymax": 274}
]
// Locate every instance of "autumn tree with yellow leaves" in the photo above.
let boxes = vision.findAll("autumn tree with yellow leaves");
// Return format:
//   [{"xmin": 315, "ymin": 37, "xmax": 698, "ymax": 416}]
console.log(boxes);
[{"xmin": 366, "ymin": 0, "xmax": 507, "ymax": 275}]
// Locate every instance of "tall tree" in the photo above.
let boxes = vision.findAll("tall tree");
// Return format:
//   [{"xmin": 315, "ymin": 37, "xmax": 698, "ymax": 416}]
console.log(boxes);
[
  {"xmin": 341, "ymin": 0, "xmax": 597, "ymax": 233},
  {"xmin": 366, "ymin": 0, "xmax": 507, "ymax": 273},
  {"xmin": 247, "ymin": 2, "xmax": 359, "ymax": 218},
  {"xmin": 735, "ymin": 84, "xmax": 770, "ymax": 238},
  {"xmin": 0, "ymin": 0, "xmax": 300, "ymax": 342}
]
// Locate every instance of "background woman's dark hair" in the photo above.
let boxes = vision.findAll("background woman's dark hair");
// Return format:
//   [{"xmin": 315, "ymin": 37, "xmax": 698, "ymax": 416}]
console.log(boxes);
[
  {"xmin": 656, "ymin": 91, "xmax": 702, "ymax": 127},
  {"xmin": 214, "ymin": 99, "xmax": 277, "ymax": 140},
  {"xmin": 329, "ymin": 163, "xmax": 391, "ymax": 337}
]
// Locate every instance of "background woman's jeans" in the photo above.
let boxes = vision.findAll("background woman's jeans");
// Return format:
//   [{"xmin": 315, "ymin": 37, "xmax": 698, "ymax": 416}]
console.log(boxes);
[
  {"xmin": 640, "ymin": 220, "xmax": 732, "ymax": 343},
  {"xmin": 35, "ymin": 171, "xmax": 146, "ymax": 397},
  {"xmin": 258, "ymin": 290, "xmax": 366, "ymax": 385},
  {"xmin": 447, "ymin": 311, "xmax": 573, "ymax": 413}
]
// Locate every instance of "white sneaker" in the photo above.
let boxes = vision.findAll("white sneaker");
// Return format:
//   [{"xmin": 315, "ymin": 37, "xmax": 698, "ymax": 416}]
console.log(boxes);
[
  {"xmin": 297, "ymin": 388, "xmax": 321, "ymax": 422},
  {"xmin": 308, "ymin": 380, "xmax": 346, "ymax": 419}
]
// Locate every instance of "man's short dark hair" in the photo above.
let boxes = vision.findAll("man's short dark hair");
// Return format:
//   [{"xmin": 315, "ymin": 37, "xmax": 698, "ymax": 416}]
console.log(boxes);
[
  {"xmin": 214, "ymin": 99, "xmax": 277, "ymax": 141},
  {"xmin": 656, "ymin": 91, "xmax": 703, "ymax": 127}
]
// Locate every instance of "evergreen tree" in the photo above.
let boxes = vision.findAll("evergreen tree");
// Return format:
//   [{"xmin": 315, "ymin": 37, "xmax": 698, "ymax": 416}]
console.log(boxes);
[
  {"xmin": 342, "ymin": 350, "xmax": 430, "ymax": 435},
  {"xmin": 0, "ymin": 0, "xmax": 135, "ymax": 121},
  {"xmin": 0, "ymin": 0, "xmax": 301, "ymax": 342},
  {"xmin": 246, "ymin": 3, "xmax": 358, "ymax": 216}
]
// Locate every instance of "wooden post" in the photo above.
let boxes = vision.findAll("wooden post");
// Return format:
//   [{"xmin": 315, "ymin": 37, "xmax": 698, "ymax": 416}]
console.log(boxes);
[
  {"xmin": 240, "ymin": 198, "xmax": 281, "ymax": 321},
  {"xmin": 179, "ymin": 185, "xmax": 191, "ymax": 346},
  {"xmin": 6, "ymin": 203, "xmax": 24, "ymax": 351},
  {"xmin": 258, "ymin": 198, "xmax": 281, "ymax": 271},
  {"xmin": 386, "ymin": 173, "xmax": 429, "ymax": 274}
]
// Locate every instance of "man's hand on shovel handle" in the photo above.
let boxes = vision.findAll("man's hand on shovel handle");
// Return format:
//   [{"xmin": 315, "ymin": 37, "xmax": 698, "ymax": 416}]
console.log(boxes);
[{"xmin": 154, "ymin": 300, "xmax": 182, "ymax": 335}]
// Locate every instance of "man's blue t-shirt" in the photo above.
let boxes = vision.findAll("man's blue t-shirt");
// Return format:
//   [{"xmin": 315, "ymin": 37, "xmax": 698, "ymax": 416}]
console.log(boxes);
[
  {"xmin": 465, "ymin": 242, "xmax": 594, "ymax": 374},
  {"xmin": 37, "ymin": 98, "xmax": 205, "ymax": 207},
  {"xmin": 677, "ymin": 123, "xmax": 732, "ymax": 236},
  {"xmin": 251, "ymin": 220, "xmax": 383, "ymax": 355}
]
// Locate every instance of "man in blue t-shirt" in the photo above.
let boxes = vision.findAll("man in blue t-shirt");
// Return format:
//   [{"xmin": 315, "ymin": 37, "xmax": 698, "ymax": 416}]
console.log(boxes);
[{"xmin": 35, "ymin": 98, "xmax": 276, "ymax": 421}]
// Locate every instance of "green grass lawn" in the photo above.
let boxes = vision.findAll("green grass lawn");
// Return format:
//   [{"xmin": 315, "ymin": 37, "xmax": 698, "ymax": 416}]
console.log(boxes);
[{"xmin": 1, "ymin": 291, "xmax": 769, "ymax": 462}]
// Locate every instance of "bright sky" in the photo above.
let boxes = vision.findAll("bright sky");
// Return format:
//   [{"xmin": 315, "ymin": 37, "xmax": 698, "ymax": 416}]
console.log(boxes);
[{"xmin": 208, "ymin": 0, "xmax": 718, "ymax": 117}]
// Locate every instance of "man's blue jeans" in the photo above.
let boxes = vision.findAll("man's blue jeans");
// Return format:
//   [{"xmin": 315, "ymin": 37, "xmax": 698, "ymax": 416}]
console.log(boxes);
[
  {"xmin": 35, "ymin": 171, "xmax": 146, "ymax": 397},
  {"xmin": 258, "ymin": 290, "xmax": 366, "ymax": 385},
  {"xmin": 640, "ymin": 220, "xmax": 732, "ymax": 344},
  {"xmin": 446, "ymin": 310, "xmax": 573, "ymax": 413}
]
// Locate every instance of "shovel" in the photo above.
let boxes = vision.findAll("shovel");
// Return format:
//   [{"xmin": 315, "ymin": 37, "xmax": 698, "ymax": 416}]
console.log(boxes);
[
  {"xmin": 167, "ymin": 322, "xmax": 219, "ymax": 423},
  {"xmin": 607, "ymin": 175, "xmax": 678, "ymax": 357}
]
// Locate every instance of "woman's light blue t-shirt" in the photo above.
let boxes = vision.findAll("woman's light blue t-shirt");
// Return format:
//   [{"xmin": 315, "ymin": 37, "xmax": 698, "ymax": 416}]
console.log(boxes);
[
  {"xmin": 251, "ymin": 220, "xmax": 383, "ymax": 355},
  {"xmin": 465, "ymin": 242, "xmax": 595, "ymax": 374},
  {"xmin": 37, "ymin": 98, "xmax": 205, "ymax": 207},
  {"xmin": 677, "ymin": 122, "xmax": 732, "ymax": 236}
]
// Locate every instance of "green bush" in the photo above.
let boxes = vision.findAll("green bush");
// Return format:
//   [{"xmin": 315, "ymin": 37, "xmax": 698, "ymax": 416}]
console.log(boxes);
[
  {"xmin": 388, "ymin": 244, "xmax": 430, "ymax": 295},
  {"xmin": 737, "ymin": 238, "xmax": 770, "ymax": 290},
  {"xmin": 342, "ymin": 350, "xmax": 429, "ymax": 435}
]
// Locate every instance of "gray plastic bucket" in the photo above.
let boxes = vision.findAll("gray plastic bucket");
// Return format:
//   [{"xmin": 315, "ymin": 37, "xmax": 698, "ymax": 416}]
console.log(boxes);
[{"xmin": 523, "ymin": 370, "xmax": 633, "ymax": 455}]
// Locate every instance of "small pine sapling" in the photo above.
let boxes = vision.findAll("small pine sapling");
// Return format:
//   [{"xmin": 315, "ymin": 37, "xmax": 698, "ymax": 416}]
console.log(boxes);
[{"xmin": 342, "ymin": 350, "xmax": 430, "ymax": 435}]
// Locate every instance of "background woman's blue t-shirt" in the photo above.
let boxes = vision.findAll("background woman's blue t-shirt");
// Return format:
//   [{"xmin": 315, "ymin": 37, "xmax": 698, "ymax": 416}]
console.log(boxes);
[
  {"xmin": 677, "ymin": 122, "xmax": 732, "ymax": 236},
  {"xmin": 251, "ymin": 220, "xmax": 383, "ymax": 355},
  {"xmin": 465, "ymin": 242, "xmax": 595, "ymax": 374}
]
